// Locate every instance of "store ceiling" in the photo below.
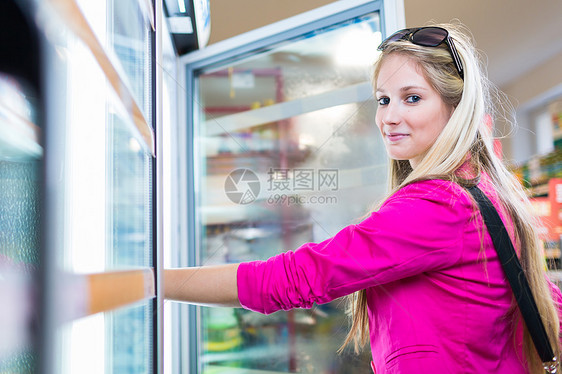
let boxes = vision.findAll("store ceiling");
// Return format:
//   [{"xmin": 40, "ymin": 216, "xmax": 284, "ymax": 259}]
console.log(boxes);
[
  {"xmin": 205, "ymin": 0, "xmax": 562, "ymax": 93},
  {"xmin": 404, "ymin": 0, "xmax": 562, "ymax": 88}
]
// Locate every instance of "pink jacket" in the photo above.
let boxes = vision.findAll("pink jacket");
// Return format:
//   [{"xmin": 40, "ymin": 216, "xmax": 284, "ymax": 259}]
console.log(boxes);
[{"xmin": 237, "ymin": 176, "xmax": 562, "ymax": 373}]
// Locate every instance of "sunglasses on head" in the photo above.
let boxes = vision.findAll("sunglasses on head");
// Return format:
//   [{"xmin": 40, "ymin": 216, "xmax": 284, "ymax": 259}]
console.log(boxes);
[{"xmin": 377, "ymin": 26, "xmax": 464, "ymax": 80}]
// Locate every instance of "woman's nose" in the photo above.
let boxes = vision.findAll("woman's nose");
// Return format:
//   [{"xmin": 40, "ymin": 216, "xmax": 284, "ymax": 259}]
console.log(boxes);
[{"xmin": 381, "ymin": 102, "xmax": 400, "ymax": 126}]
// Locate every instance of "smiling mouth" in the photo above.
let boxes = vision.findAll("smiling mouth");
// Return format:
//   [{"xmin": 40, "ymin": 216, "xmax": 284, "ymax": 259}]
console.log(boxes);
[{"xmin": 386, "ymin": 133, "xmax": 409, "ymax": 142}]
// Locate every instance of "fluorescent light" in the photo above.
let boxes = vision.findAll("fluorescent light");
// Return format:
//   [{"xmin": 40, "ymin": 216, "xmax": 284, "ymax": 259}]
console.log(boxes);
[
  {"xmin": 177, "ymin": 0, "xmax": 186, "ymax": 13},
  {"xmin": 334, "ymin": 28, "xmax": 382, "ymax": 67},
  {"xmin": 168, "ymin": 17, "xmax": 193, "ymax": 34}
]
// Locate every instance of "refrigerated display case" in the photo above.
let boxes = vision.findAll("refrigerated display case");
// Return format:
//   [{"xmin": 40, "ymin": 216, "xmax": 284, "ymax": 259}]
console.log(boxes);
[
  {"xmin": 176, "ymin": 1, "xmax": 405, "ymax": 372},
  {"xmin": 0, "ymin": 73, "xmax": 41, "ymax": 374},
  {"xmin": 37, "ymin": 0, "xmax": 161, "ymax": 373},
  {"xmin": 0, "ymin": 1, "xmax": 42, "ymax": 372}
]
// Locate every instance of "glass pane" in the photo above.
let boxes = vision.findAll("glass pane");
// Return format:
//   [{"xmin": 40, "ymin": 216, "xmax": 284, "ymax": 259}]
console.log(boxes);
[
  {"xmin": 107, "ymin": 114, "xmax": 153, "ymax": 269},
  {"xmin": 59, "ymin": 25, "xmax": 152, "ymax": 275},
  {"xmin": 110, "ymin": 300, "xmax": 154, "ymax": 373},
  {"xmin": 0, "ymin": 74, "xmax": 41, "ymax": 374},
  {"xmin": 59, "ymin": 300, "xmax": 152, "ymax": 374},
  {"xmin": 44, "ymin": 1, "xmax": 154, "ymax": 372},
  {"xmin": 109, "ymin": 0, "xmax": 152, "ymax": 121},
  {"xmin": 77, "ymin": 0, "xmax": 152, "ymax": 121},
  {"xmin": 195, "ymin": 13, "xmax": 382, "ymax": 373}
]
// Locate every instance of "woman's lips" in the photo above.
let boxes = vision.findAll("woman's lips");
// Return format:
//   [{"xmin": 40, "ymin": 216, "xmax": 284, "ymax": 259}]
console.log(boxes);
[{"xmin": 386, "ymin": 133, "xmax": 409, "ymax": 142}]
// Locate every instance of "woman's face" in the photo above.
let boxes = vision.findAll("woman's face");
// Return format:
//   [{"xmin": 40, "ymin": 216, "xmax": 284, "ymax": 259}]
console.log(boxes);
[{"xmin": 375, "ymin": 53, "xmax": 454, "ymax": 169}]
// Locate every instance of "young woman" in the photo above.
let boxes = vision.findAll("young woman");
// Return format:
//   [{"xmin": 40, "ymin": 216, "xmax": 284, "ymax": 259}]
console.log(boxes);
[{"xmin": 165, "ymin": 24, "xmax": 562, "ymax": 373}]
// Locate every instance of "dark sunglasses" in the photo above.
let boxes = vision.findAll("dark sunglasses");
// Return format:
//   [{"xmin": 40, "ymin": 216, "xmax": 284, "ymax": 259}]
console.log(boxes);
[{"xmin": 377, "ymin": 27, "xmax": 464, "ymax": 80}]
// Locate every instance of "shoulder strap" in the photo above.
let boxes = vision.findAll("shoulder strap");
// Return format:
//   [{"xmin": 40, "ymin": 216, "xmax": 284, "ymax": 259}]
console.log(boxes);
[{"xmin": 466, "ymin": 186, "xmax": 556, "ymax": 366}]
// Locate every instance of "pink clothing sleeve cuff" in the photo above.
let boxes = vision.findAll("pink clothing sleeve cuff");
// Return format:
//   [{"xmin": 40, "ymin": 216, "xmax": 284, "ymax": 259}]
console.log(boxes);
[{"xmin": 237, "ymin": 261, "xmax": 267, "ymax": 313}]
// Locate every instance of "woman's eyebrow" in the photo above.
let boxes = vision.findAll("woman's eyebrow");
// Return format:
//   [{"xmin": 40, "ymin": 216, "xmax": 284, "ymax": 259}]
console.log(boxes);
[
  {"xmin": 376, "ymin": 85, "xmax": 428, "ymax": 94},
  {"xmin": 400, "ymin": 85, "xmax": 428, "ymax": 92}
]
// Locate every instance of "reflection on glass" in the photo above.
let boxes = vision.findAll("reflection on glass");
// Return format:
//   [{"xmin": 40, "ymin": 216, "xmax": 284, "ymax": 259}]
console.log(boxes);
[
  {"xmin": 107, "ymin": 2, "xmax": 154, "ymax": 371},
  {"xmin": 196, "ymin": 12, "xmax": 383, "ymax": 373},
  {"xmin": 76, "ymin": 0, "xmax": 152, "ymax": 121},
  {"xmin": 108, "ymin": 116, "xmax": 153, "ymax": 269},
  {"xmin": 110, "ymin": 300, "xmax": 153, "ymax": 374},
  {"xmin": 48, "ymin": 0, "xmax": 154, "ymax": 372},
  {"xmin": 0, "ymin": 75, "xmax": 41, "ymax": 374},
  {"xmin": 61, "ymin": 301, "xmax": 152, "ymax": 374},
  {"xmin": 0, "ymin": 73, "xmax": 41, "ymax": 160},
  {"xmin": 109, "ymin": 0, "xmax": 152, "ymax": 121}
]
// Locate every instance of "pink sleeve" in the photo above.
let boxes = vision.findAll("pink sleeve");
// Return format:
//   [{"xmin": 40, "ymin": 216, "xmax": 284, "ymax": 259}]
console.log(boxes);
[{"xmin": 237, "ymin": 180, "xmax": 473, "ymax": 314}]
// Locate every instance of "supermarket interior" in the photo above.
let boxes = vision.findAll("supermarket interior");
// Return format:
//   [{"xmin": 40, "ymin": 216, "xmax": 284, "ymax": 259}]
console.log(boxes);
[{"xmin": 1, "ymin": 0, "xmax": 562, "ymax": 373}]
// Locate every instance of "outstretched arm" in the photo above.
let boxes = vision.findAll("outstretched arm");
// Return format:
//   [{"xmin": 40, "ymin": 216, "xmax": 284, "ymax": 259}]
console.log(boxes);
[{"xmin": 164, "ymin": 264, "xmax": 241, "ymax": 308}]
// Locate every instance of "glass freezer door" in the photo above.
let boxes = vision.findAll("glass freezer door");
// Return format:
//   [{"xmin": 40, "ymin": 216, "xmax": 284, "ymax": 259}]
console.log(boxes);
[{"xmin": 180, "ymin": 1, "xmax": 405, "ymax": 373}]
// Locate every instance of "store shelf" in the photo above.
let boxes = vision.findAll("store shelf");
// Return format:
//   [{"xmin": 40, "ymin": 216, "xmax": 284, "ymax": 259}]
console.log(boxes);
[
  {"xmin": 203, "ymin": 81, "xmax": 374, "ymax": 137},
  {"xmin": 202, "ymin": 345, "xmax": 288, "ymax": 366},
  {"xmin": 527, "ymin": 183, "xmax": 550, "ymax": 197},
  {"xmin": 202, "ymin": 205, "xmax": 252, "ymax": 225},
  {"xmin": 86, "ymin": 268, "xmax": 155, "ymax": 316},
  {"xmin": 203, "ymin": 365, "xmax": 291, "ymax": 374},
  {"xmin": 206, "ymin": 164, "xmax": 386, "ymax": 190},
  {"xmin": 545, "ymin": 248, "xmax": 561, "ymax": 259},
  {"xmin": 55, "ymin": 268, "xmax": 155, "ymax": 323},
  {"xmin": 201, "ymin": 164, "xmax": 387, "ymax": 223}
]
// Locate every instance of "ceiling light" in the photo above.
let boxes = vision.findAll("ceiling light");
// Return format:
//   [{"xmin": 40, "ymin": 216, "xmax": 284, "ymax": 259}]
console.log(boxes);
[{"xmin": 177, "ymin": 0, "xmax": 186, "ymax": 13}]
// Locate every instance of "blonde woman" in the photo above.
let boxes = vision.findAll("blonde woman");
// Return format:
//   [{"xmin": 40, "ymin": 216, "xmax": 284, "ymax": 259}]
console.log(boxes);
[{"xmin": 165, "ymin": 24, "xmax": 562, "ymax": 373}]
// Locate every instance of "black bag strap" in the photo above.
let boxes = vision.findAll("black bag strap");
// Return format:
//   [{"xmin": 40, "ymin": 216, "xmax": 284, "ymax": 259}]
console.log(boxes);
[{"xmin": 467, "ymin": 186, "xmax": 557, "ymax": 370}]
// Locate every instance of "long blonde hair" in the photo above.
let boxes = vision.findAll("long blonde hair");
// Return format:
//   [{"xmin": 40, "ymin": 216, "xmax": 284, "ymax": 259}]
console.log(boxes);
[{"xmin": 341, "ymin": 23, "xmax": 560, "ymax": 373}]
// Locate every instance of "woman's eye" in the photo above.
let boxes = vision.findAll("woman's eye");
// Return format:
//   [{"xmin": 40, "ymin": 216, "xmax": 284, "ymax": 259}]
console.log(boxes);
[
  {"xmin": 406, "ymin": 95, "xmax": 421, "ymax": 103},
  {"xmin": 377, "ymin": 97, "xmax": 390, "ymax": 106}
]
